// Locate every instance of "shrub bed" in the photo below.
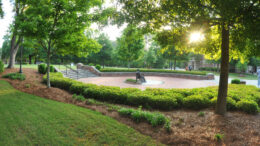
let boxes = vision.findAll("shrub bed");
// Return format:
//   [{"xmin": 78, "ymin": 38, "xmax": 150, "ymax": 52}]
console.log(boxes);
[
  {"xmin": 43, "ymin": 73, "xmax": 260, "ymax": 114},
  {"xmin": 199, "ymin": 67, "xmax": 218, "ymax": 72},
  {"xmin": 38, "ymin": 64, "xmax": 55, "ymax": 74},
  {"xmin": 2, "ymin": 73, "xmax": 26, "ymax": 81},
  {"xmin": 99, "ymin": 68, "xmax": 206, "ymax": 75},
  {"xmin": 231, "ymin": 79, "xmax": 241, "ymax": 84}
]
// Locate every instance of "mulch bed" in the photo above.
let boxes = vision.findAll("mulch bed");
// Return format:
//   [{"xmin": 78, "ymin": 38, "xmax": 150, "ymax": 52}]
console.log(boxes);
[{"xmin": 1, "ymin": 68, "xmax": 259, "ymax": 146}]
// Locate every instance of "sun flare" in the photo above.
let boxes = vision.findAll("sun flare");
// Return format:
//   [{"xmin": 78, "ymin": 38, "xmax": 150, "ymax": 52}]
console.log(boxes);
[{"xmin": 189, "ymin": 32, "xmax": 205, "ymax": 43}]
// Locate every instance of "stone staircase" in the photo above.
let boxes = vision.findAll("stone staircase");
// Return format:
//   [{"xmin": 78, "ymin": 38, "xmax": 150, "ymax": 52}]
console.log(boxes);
[{"xmin": 60, "ymin": 69, "xmax": 98, "ymax": 80}]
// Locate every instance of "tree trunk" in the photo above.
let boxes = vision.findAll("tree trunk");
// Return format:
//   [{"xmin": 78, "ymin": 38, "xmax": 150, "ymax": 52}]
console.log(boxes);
[
  {"xmin": 47, "ymin": 48, "xmax": 51, "ymax": 88},
  {"xmin": 216, "ymin": 24, "xmax": 230, "ymax": 115},
  {"xmin": 29, "ymin": 55, "xmax": 33, "ymax": 64},
  {"xmin": 7, "ymin": 35, "xmax": 20, "ymax": 68},
  {"xmin": 174, "ymin": 58, "xmax": 177, "ymax": 70}
]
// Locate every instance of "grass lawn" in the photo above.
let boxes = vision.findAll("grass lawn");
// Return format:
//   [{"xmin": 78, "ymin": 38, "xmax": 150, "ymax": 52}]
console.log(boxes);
[
  {"xmin": 0, "ymin": 80, "xmax": 160, "ymax": 146},
  {"xmin": 203, "ymin": 71, "xmax": 257, "ymax": 80}
]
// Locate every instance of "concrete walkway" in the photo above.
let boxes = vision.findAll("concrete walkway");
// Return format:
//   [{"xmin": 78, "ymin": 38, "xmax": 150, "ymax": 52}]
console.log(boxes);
[{"xmin": 214, "ymin": 76, "xmax": 258, "ymax": 87}]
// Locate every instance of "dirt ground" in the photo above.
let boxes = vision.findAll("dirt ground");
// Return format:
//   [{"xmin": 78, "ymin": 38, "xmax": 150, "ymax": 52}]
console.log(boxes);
[{"xmin": 1, "ymin": 68, "xmax": 259, "ymax": 146}]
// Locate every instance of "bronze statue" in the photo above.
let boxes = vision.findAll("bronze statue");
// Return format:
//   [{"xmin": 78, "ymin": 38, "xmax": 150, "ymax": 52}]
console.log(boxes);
[{"xmin": 136, "ymin": 69, "xmax": 146, "ymax": 83}]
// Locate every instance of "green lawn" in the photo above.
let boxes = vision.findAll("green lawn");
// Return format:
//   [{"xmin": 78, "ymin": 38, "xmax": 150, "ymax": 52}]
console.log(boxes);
[
  {"xmin": 0, "ymin": 80, "xmax": 160, "ymax": 146},
  {"xmin": 203, "ymin": 71, "xmax": 257, "ymax": 80}
]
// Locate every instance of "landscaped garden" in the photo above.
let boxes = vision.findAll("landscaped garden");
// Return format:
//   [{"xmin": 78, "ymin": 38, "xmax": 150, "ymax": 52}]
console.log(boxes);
[{"xmin": 0, "ymin": 0, "xmax": 260, "ymax": 145}]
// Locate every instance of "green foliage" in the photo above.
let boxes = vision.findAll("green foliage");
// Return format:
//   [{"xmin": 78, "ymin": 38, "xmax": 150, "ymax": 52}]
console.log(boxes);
[
  {"xmin": 95, "ymin": 64, "xmax": 101, "ymax": 70},
  {"xmin": 199, "ymin": 67, "xmax": 218, "ymax": 72},
  {"xmin": 38, "ymin": 64, "xmax": 47, "ymax": 74},
  {"xmin": 183, "ymin": 95, "xmax": 211, "ymax": 110},
  {"xmin": 198, "ymin": 111, "xmax": 205, "ymax": 117},
  {"xmin": 45, "ymin": 73, "xmax": 260, "ymax": 114},
  {"xmin": 2, "ymin": 73, "xmax": 26, "ymax": 81},
  {"xmin": 125, "ymin": 79, "xmax": 137, "ymax": 83},
  {"xmin": 100, "ymin": 68, "xmax": 206, "ymax": 75},
  {"xmin": 236, "ymin": 61, "xmax": 248, "ymax": 73},
  {"xmin": 38, "ymin": 64, "xmax": 55, "ymax": 74},
  {"xmin": 72, "ymin": 94, "xmax": 85, "ymax": 102},
  {"xmin": 214, "ymin": 133, "xmax": 224, "ymax": 141},
  {"xmin": 117, "ymin": 25, "xmax": 145, "ymax": 68},
  {"xmin": 231, "ymin": 79, "xmax": 241, "ymax": 84},
  {"xmin": 118, "ymin": 107, "xmax": 168, "ymax": 127},
  {"xmin": 236, "ymin": 100, "xmax": 259, "ymax": 114},
  {"xmin": 0, "ymin": 60, "xmax": 4, "ymax": 73}
]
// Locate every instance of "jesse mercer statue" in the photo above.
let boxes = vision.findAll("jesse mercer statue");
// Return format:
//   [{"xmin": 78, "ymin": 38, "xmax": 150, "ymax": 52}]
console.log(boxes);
[{"xmin": 136, "ymin": 69, "xmax": 146, "ymax": 83}]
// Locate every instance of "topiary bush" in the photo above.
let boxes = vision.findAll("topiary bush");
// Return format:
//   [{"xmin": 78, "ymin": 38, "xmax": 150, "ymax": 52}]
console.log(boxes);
[
  {"xmin": 0, "ymin": 60, "xmax": 4, "ymax": 73},
  {"xmin": 183, "ymin": 95, "xmax": 211, "ymax": 110},
  {"xmin": 236, "ymin": 100, "xmax": 259, "ymax": 114},
  {"xmin": 38, "ymin": 64, "xmax": 47, "ymax": 74},
  {"xmin": 50, "ymin": 65, "xmax": 55, "ymax": 72},
  {"xmin": 95, "ymin": 64, "xmax": 101, "ymax": 70},
  {"xmin": 231, "ymin": 79, "xmax": 241, "ymax": 84}
]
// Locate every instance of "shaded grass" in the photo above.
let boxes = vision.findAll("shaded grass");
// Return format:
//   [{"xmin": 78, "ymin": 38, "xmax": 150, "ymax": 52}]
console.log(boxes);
[{"xmin": 0, "ymin": 80, "xmax": 160, "ymax": 146}]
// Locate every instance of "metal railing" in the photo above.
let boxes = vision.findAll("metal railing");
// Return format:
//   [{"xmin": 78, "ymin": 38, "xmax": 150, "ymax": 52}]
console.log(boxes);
[{"xmin": 64, "ymin": 64, "xmax": 79, "ymax": 79}]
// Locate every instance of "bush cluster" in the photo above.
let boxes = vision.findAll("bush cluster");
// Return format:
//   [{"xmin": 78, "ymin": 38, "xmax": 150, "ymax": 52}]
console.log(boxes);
[
  {"xmin": 43, "ymin": 73, "xmax": 260, "ymax": 114},
  {"xmin": 100, "ymin": 68, "xmax": 206, "ymax": 75},
  {"xmin": 231, "ymin": 79, "xmax": 241, "ymax": 84},
  {"xmin": 199, "ymin": 67, "xmax": 218, "ymax": 72},
  {"xmin": 118, "ymin": 107, "xmax": 168, "ymax": 127},
  {"xmin": 95, "ymin": 64, "xmax": 101, "ymax": 70},
  {"xmin": 2, "ymin": 73, "xmax": 26, "ymax": 81},
  {"xmin": 38, "ymin": 64, "xmax": 55, "ymax": 74},
  {"xmin": 0, "ymin": 61, "xmax": 4, "ymax": 73}
]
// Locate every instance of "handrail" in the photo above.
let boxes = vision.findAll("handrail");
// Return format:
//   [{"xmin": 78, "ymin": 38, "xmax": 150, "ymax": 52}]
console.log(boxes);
[{"xmin": 64, "ymin": 64, "xmax": 79, "ymax": 79}]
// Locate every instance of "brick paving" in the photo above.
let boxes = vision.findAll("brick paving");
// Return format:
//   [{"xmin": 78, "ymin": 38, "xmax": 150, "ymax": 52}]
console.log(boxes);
[{"xmin": 78, "ymin": 76, "xmax": 217, "ymax": 90}]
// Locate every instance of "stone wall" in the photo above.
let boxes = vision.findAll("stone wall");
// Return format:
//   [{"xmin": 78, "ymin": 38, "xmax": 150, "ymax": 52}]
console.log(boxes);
[{"xmin": 77, "ymin": 64, "xmax": 215, "ymax": 80}]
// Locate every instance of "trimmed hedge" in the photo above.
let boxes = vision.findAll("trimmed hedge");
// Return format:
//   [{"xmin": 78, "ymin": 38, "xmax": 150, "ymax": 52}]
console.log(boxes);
[
  {"xmin": 231, "ymin": 79, "xmax": 241, "ymax": 84},
  {"xmin": 95, "ymin": 64, "xmax": 101, "ymax": 70},
  {"xmin": 199, "ymin": 67, "xmax": 218, "ymax": 72},
  {"xmin": 99, "ymin": 68, "xmax": 207, "ymax": 76},
  {"xmin": 43, "ymin": 73, "xmax": 260, "ymax": 114},
  {"xmin": 0, "ymin": 61, "xmax": 4, "ymax": 73},
  {"xmin": 38, "ymin": 64, "xmax": 55, "ymax": 74}
]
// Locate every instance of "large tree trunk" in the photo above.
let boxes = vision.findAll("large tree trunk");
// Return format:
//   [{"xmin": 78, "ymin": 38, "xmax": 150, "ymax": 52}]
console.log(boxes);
[
  {"xmin": 7, "ymin": 35, "xmax": 20, "ymax": 68},
  {"xmin": 29, "ymin": 55, "xmax": 33, "ymax": 64},
  {"xmin": 216, "ymin": 24, "xmax": 230, "ymax": 115}
]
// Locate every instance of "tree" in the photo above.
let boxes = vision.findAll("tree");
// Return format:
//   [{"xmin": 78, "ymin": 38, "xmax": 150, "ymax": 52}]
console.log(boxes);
[
  {"xmin": 0, "ymin": 0, "xmax": 3, "ymax": 18},
  {"xmin": 21, "ymin": 0, "xmax": 102, "ymax": 88},
  {"xmin": 96, "ymin": 34, "xmax": 114, "ymax": 68},
  {"xmin": 7, "ymin": 0, "xmax": 28, "ymax": 68},
  {"xmin": 117, "ymin": 0, "xmax": 259, "ymax": 115},
  {"xmin": 117, "ymin": 25, "xmax": 145, "ymax": 69}
]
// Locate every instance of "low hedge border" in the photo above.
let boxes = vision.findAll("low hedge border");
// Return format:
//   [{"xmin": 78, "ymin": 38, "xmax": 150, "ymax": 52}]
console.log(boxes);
[
  {"xmin": 43, "ymin": 73, "xmax": 260, "ymax": 114},
  {"xmin": 99, "ymin": 68, "xmax": 206, "ymax": 76}
]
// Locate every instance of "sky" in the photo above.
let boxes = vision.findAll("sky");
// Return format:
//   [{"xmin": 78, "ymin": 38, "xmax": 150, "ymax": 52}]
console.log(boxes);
[{"xmin": 0, "ymin": 0, "xmax": 125, "ymax": 47}]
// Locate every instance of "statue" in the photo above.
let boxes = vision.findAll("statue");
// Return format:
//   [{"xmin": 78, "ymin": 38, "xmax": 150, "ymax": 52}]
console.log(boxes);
[{"xmin": 136, "ymin": 69, "xmax": 146, "ymax": 83}]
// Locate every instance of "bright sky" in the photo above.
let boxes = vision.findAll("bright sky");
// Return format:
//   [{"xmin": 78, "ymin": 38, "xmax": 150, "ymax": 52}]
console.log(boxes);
[{"xmin": 0, "ymin": 0, "xmax": 125, "ymax": 47}]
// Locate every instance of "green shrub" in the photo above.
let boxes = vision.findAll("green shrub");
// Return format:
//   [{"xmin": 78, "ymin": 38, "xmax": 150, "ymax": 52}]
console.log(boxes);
[
  {"xmin": 50, "ymin": 65, "xmax": 55, "ymax": 72},
  {"xmin": 231, "ymin": 79, "xmax": 241, "ymax": 84},
  {"xmin": 183, "ymin": 95, "xmax": 211, "ymax": 110},
  {"xmin": 0, "ymin": 61, "xmax": 4, "ymax": 73},
  {"xmin": 198, "ymin": 111, "xmax": 205, "ymax": 117},
  {"xmin": 199, "ymin": 67, "xmax": 218, "ymax": 72},
  {"xmin": 2, "ymin": 73, "xmax": 26, "ymax": 81},
  {"xmin": 211, "ymin": 97, "xmax": 237, "ymax": 111},
  {"xmin": 72, "ymin": 94, "xmax": 85, "ymax": 102},
  {"xmin": 214, "ymin": 133, "xmax": 224, "ymax": 141},
  {"xmin": 118, "ymin": 107, "xmax": 168, "ymax": 127},
  {"xmin": 38, "ymin": 64, "xmax": 47, "ymax": 74},
  {"xmin": 236, "ymin": 100, "xmax": 259, "ymax": 114},
  {"xmin": 88, "ymin": 63, "xmax": 94, "ymax": 66},
  {"xmin": 95, "ymin": 64, "xmax": 101, "ymax": 70}
]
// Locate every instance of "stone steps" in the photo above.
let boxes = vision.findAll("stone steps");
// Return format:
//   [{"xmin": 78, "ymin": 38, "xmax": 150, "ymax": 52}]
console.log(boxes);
[{"xmin": 60, "ymin": 69, "xmax": 98, "ymax": 79}]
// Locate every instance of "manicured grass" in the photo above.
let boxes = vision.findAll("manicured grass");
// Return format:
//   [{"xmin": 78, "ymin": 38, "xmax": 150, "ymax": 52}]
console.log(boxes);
[
  {"xmin": 0, "ymin": 80, "xmax": 160, "ymax": 145},
  {"xmin": 100, "ymin": 68, "xmax": 207, "ymax": 75}
]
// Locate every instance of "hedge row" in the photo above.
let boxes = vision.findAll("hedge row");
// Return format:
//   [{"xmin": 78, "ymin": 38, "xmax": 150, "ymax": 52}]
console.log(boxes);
[
  {"xmin": 43, "ymin": 73, "xmax": 260, "ymax": 114},
  {"xmin": 99, "ymin": 68, "xmax": 207, "ymax": 76},
  {"xmin": 2, "ymin": 73, "xmax": 26, "ymax": 81},
  {"xmin": 199, "ymin": 67, "xmax": 218, "ymax": 72}
]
